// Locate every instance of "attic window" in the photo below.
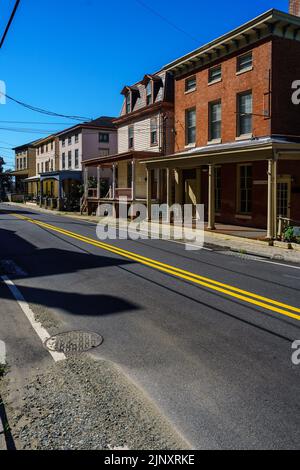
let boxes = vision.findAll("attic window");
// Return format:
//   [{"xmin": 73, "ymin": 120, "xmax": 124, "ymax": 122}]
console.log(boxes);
[
  {"xmin": 146, "ymin": 81, "xmax": 153, "ymax": 105},
  {"xmin": 126, "ymin": 93, "xmax": 131, "ymax": 114}
]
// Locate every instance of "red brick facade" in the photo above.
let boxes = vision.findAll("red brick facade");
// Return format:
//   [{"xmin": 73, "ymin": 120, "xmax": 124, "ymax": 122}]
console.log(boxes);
[{"xmin": 171, "ymin": 37, "xmax": 300, "ymax": 229}]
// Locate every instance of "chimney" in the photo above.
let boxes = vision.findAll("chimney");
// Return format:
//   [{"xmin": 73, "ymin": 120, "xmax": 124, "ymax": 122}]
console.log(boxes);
[{"xmin": 289, "ymin": 0, "xmax": 300, "ymax": 16}]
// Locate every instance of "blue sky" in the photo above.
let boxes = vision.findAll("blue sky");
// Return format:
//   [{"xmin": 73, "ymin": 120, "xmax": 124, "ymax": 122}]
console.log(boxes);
[{"xmin": 0, "ymin": 0, "xmax": 288, "ymax": 169}]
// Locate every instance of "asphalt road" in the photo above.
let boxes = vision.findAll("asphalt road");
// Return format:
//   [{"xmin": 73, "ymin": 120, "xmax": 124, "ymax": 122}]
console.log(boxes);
[{"xmin": 0, "ymin": 203, "xmax": 300, "ymax": 450}]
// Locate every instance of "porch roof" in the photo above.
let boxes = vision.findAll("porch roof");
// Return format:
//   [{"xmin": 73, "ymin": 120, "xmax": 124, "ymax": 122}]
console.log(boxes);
[
  {"xmin": 24, "ymin": 175, "xmax": 40, "ymax": 182},
  {"xmin": 142, "ymin": 137, "xmax": 300, "ymax": 169},
  {"xmin": 40, "ymin": 170, "xmax": 82, "ymax": 182},
  {"xmin": 83, "ymin": 150, "xmax": 163, "ymax": 168}
]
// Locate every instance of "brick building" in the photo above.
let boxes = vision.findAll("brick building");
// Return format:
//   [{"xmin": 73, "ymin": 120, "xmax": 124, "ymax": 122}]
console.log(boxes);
[{"xmin": 144, "ymin": 6, "xmax": 300, "ymax": 238}]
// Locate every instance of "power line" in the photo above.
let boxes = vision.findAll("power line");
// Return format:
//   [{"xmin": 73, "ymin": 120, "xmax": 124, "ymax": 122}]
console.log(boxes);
[
  {"xmin": 134, "ymin": 0, "xmax": 199, "ymax": 44},
  {"xmin": 0, "ymin": 0, "xmax": 21, "ymax": 49},
  {"xmin": 1, "ymin": 92, "xmax": 92, "ymax": 122},
  {"xmin": 0, "ymin": 120, "xmax": 76, "ymax": 125}
]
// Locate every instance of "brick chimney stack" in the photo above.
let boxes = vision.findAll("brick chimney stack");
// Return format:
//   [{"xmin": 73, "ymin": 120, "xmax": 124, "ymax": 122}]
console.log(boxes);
[{"xmin": 289, "ymin": 0, "xmax": 300, "ymax": 16}]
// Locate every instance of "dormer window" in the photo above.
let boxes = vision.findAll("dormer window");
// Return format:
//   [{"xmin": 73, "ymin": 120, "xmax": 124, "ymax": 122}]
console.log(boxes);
[
  {"xmin": 146, "ymin": 81, "xmax": 153, "ymax": 105},
  {"xmin": 126, "ymin": 93, "xmax": 131, "ymax": 114}
]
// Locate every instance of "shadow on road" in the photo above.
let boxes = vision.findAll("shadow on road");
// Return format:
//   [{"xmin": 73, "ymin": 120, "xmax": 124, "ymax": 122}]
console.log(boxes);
[{"xmin": 0, "ymin": 227, "xmax": 140, "ymax": 317}]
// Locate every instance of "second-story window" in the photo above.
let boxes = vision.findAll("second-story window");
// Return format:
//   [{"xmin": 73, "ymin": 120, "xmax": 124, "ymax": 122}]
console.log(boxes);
[
  {"xmin": 62, "ymin": 153, "xmax": 66, "ymax": 169},
  {"xmin": 185, "ymin": 76, "xmax": 196, "ymax": 93},
  {"xmin": 128, "ymin": 126, "xmax": 134, "ymax": 149},
  {"xmin": 75, "ymin": 149, "xmax": 79, "ymax": 168},
  {"xmin": 150, "ymin": 118, "xmax": 158, "ymax": 146},
  {"xmin": 146, "ymin": 82, "xmax": 153, "ymax": 105},
  {"xmin": 185, "ymin": 108, "xmax": 196, "ymax": 146},
  {"xmin": 37, "ymin": 163, "xmax": 40, "ymax": 174},
  {"xmin": 237, "ymin": 52, "xmax": 253, "ymax": 73},
  {"xmin": 208, "ymin": 65, "xmax": 222, "ymax": 84},
  {"xmin": 237, "ymin": 91, "xmax": 253, "ymax": 136},
  {"xmin": 209, "ymin": 100, "xmax": 222, "ymax": 141},
  {"xmin": 99, "ymin": 133, "xmax": 109, "ymax": 143},
  {"xmin": 126, "ymin": 93, "xmax": 131, "ymax": 114}
]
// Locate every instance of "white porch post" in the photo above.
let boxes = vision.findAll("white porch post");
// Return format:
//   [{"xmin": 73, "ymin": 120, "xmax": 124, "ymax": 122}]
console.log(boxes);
[
  {"xmin": 131, "ymin": 159, "xmax": 136, "ymax": 201},
  {"xmin": 147, "ymin": 168, "xmax": 152, "ymax": 221},
  {"xmin": 166, "ymin": 167, "xmax": 173, "ymax": 223},
  {"xmin": 267, "ymin": 159, "xmax": 275, "ymax": 240},
  {"xmin": 207, "ymin": 164, "xmax": 215, "ymax": 230},
  {"xmin": 196, "ymin": 167, "xmax": 202, "ymax": 220},
  {"xmin": 175, "ymin": 169, "xmax": 183, "ymax": 205},
  {"xmin": 112, "ymin": 163, "xmax": 116, "ymax": 199},
  {"xmin": 84, "ymin": 167, "xmax": 89, "ymax": 199},
  {"xmin": 97, "ymin": 165, "xmax": 101, "ymax": 200},
  {"xmin": 273, "ymin": 159, "xmax": 278, "ymax": 238}
]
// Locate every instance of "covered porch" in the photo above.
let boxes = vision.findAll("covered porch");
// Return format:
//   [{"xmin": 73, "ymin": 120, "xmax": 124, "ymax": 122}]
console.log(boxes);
[
  {"xmin": 82, "ymin": 151, "xmax": 162, "ymax": 216},
  {"xmin": 40, "ymin": 170, "xmax": 82, "ymax": 211},
  {"xmin": 144, "ymin": 138, "xmax": 300, "ymax": 240}
]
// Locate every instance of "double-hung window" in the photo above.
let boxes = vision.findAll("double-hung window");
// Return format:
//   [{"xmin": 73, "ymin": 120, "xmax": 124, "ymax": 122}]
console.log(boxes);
[
  {"xmin": 208, "ymin": 65, "xmax": 222, "ymax": 83},
  {"xmin": 185, "ymin": 108, "xmax": 196, "ymax": 146},
  {"xmin": 239, "ymin": 165, "xmax": 252, "ymax": 214},
  {"xmin": 128, "ymin": 126, "xmax": 134, "ymax": 149},
  {"xmin": 150, "ymin": 118, "xmax": 158, "ymax": 146},
  {"xmin": 146, "ymin": 82, "xmax": 152, "ymax": 105},
  {"xmin": 237, "ymin": 52, "xmax": 253, "ymax": 73},
  {"xmin": 99, "ymin": 133, "xmax": 109, "ymax": 143},
  {"xmin": 75, "ymin": 149, "xmax": 79, "ymax": 168},
  {"xmin": 237, "ymin": 91, "xmax": 253, "ymax": 136},
  {"xmin": 68, "ymin": 151, "xmax": 72, "ymax": 168},
  {"xmin": 209, "ymin": 101, "xmax": 222, "ymax": 141},
  {"xmin": 126, "ymin": 93, "xmax": 131, "ymax": 114},
  {"xmin": 62, "ymin": 153, "xmax": 66, "ymax": 169},
  {"xmin": 185, "ymin": 76, "xmax": 196, "ymax": 93}
]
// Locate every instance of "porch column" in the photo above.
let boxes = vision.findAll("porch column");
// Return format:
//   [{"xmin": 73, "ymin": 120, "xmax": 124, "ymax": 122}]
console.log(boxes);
[
  {"xmin": 58, "ymin": 178, "xmax": 63, "ymax": 199},
  {"xmin": 175, "ymin": 169, "xmax": 183, "ymax": 205},
  {"xmin": 147, "ymin": 168, "xmax": 152, "ymax": 221},
  {"xmin": 267, "ymin": 159, "xmax": 275, "ymax": 240},
  {"xmin": 166, "ymin": 168, "xmax": 173, "ymax": 223},
  {"xmin": 207, "ymin": 164, "xmax": 216, "ymax": 230},
  {"xmin": 196, "ymin": 168, "xmax": 202, "ymax": 220},
  {"xmin": 97, "ymin": 166, "xmax": 101, "ymax": 199},
  {"xmin": 273, "ymin": 160, "xmax": 278, "ymax": 238},
  {"xmin": 131, "ymin": 159, "xmax": 136, "ymax": 201},
  {"xmin": 112, "ymin": 163, "xmax": 116, "ymax": 199},
  {"xmin": 84, "ymin": 167, "xmax": 89, "ymax": 199}
]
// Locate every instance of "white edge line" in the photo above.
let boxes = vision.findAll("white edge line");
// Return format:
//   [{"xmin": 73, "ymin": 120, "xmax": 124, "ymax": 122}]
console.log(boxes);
[
  {"xmin": 254, "ymin": 258, "xmax": 300, "ymax": 270},
  {"xmin": 1, "ymin": 275, "xmax": 66, "ymax": 363}
]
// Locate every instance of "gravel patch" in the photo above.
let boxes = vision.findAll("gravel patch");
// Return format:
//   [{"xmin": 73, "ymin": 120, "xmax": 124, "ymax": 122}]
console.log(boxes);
[{"xmin": 3, "ymin": 356, "xmax": 188, "ymax": 450}]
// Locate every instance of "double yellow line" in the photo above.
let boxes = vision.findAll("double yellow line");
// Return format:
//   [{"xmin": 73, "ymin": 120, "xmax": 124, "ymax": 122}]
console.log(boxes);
[{"xmin": 13, "ymin": 213, "xmax": 300, "ymax": 321}]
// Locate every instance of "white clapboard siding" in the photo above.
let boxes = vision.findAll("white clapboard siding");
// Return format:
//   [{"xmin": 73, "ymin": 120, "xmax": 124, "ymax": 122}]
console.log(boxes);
[{"xmin": 118, "ymin": 114, "xmax": 161, "ymax": 154}]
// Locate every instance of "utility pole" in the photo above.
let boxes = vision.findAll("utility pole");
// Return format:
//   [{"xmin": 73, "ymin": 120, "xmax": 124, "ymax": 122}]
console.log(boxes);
[{"xmin": 0, "ymin": 0, "xmax": 21, "ymax": 49}]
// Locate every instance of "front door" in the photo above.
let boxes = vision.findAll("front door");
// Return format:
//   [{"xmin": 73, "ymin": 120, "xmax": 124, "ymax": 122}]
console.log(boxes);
[{"xmin": 277, "ymin": 177, "xmax": 291, "ymax": 219}]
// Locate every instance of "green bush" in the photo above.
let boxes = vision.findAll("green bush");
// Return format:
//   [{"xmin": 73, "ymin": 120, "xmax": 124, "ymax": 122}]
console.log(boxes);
[{"xmin": 284, "ymin": 226, "xmax": 295, "ymax": 243}]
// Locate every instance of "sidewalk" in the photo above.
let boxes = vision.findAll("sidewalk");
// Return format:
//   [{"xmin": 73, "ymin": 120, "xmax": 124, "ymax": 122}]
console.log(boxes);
[{"xmin": 4, "ymin": 202, "xmax": 300, "ymax": 264}]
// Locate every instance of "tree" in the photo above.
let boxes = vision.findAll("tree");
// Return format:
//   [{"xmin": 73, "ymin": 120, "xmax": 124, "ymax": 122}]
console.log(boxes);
[{"xmin": 0, "ymin": 157, "xmax": 13, "ymax": 201}]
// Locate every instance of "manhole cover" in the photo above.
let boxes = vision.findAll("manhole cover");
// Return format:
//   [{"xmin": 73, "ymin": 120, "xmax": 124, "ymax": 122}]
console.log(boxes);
[{"xmin": 45, "ymin": 331, "xmax": 103, "ymax": 354}]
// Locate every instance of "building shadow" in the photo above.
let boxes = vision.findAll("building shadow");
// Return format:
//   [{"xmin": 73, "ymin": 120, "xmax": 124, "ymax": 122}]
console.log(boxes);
[{"xmin": 0, "ymin": 227, "xmax": 140, "ymax": 317}]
